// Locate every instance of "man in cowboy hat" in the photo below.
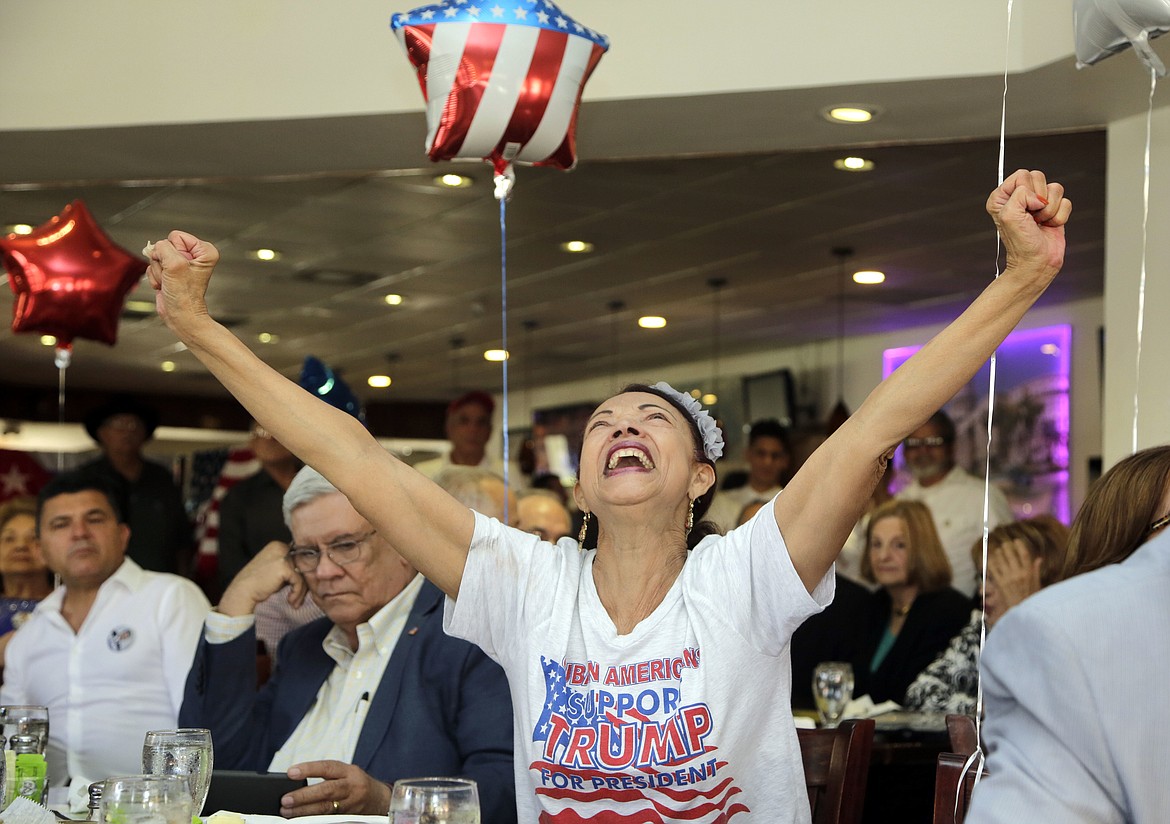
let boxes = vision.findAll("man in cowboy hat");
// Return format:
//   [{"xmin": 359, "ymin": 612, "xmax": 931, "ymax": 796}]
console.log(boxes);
[{"xmin": 80, "ymin": 395, "xmax": 192, "ymax": 574}]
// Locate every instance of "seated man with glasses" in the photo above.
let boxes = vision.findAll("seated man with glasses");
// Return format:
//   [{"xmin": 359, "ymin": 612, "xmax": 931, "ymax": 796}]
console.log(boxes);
[
  {"xmin": 895, "ymin": 410, "xmax": 1013, "ymax": 598},
  {"xmin": 179, "ymin": 466, "xmax": 516, "ymax": 822}
]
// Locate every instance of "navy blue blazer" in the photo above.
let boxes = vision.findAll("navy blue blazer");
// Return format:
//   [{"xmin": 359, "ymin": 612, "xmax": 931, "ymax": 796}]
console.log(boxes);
[{"xmin": 180, "ymin": 581, "xmax": 516, "ymax": 823}]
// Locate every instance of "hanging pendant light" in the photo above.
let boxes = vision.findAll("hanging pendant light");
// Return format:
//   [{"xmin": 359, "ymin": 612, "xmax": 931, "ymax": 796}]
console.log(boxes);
[
  {"xmin": 705, "ymin": 277, "xmax": 728, "ymax": 406},
  {"xmin": 827, "ymin": 247, "xmax": 853, "ymax": 434}
]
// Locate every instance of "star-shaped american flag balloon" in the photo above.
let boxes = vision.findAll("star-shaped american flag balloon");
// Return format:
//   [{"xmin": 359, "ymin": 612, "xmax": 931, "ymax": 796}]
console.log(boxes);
[{"xmin": 391, "ymin": 0, "xmax": 609, "ymax": 174}]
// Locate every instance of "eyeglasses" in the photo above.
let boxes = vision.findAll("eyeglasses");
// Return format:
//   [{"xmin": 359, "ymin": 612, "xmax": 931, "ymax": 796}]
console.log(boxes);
[
  {"xmin": 904, "ymin": 436, "xmax": 947, "ymax": 449},
  {"xmin": 286, "ymin": 530, "xmax": 376, "ymax": 573},
  {"xmin": 1144, "ymin": 513, "xmax": 1170, "ymax": 540}
]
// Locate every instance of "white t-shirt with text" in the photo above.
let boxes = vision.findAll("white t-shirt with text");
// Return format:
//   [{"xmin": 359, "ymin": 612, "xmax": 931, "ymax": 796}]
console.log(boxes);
[{"xmin": 444, "ymin": 503, "xmax": 833, "ymax": 823}]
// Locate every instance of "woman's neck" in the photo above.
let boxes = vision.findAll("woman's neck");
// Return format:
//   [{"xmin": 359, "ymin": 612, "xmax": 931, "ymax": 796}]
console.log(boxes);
[
  {"xmin": 592, "ymin": 517, "xmax": 688, "ymax": 635},
  {"xmin": 3, "ymin": 572, "xmax": 53, "ymax": 601},
  {"xmin": 886, "ymin": 584, "xmax": 919, "ymax": 618}
]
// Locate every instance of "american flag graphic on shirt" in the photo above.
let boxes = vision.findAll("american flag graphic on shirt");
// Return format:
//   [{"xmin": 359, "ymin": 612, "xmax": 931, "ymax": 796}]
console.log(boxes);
[{"xmin": 529, "ymin": 655, "xmax": 750, "ymax": 822}]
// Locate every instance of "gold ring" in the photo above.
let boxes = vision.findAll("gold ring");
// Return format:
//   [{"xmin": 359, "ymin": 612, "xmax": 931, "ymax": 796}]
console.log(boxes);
[{"xmin": 332, "ymin": 800, "xmax": 340, "ymax": 813}]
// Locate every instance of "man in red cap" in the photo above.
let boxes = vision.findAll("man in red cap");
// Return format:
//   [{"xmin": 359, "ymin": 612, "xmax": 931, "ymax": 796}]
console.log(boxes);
[{"xmin": 413, "ymin": 391, "xmax": 507, "ymax": 481}]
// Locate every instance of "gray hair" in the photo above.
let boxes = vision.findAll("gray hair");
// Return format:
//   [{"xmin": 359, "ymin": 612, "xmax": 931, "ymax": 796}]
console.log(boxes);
[
  {"xmin": 282, "ymin": 465, "xmax": 341, "ymax": 527},
  {"xmin": 434, "ymin": 466, "xmax": 508, "ymax": 520}
]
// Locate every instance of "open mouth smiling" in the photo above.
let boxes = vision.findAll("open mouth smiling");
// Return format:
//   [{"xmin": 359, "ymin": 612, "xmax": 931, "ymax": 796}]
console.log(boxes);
[{"xmin": 605, "ymin": 445, "xmax": 655, "ymax": 473}]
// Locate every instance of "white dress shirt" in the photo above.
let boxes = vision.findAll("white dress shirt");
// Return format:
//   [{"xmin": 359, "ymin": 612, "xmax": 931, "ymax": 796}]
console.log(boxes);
[
  {"xmin": 0, "ymin": 558, "xmax": 211, "ymax": 787},
  {"xmin": 203, "ymin": 573, "xmax": 425, "ymax": 773},
  {"xmin": 706, "ymin": 484, "xmax": 782, "ymax": 533}
]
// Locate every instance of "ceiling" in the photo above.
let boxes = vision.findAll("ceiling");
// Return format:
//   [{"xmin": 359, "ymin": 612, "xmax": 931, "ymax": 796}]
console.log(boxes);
[{"xmin": 0, "ymin": 54, "xmax": 1124, "ymax": 405}]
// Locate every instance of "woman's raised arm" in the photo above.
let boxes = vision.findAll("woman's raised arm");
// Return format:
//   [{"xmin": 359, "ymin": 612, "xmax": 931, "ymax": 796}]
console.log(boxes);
[
  {"xmin": 776, "ymin": 169, "xmax": 1072, "ymax": 591},
  {"xmin": 147, "ymin": 231, "xmax": 474, "ymax": 598}
]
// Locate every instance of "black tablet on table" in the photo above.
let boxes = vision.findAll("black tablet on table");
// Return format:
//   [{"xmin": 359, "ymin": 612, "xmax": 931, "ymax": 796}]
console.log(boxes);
[{"xmin": 203, "ymin": 770, "xmax": 307, "ymax": 816}]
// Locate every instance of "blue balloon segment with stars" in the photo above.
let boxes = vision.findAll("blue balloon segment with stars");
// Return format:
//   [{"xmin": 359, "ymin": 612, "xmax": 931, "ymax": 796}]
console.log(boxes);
[{"xmin": 392, "ymin": 0, "xmax": 609, "ymax": 49}]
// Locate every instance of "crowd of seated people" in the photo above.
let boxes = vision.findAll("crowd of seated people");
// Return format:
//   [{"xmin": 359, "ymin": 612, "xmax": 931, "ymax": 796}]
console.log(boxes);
[{"xmin": 7, "ymin": 377, "xmax": 1164, "ymax": 823}]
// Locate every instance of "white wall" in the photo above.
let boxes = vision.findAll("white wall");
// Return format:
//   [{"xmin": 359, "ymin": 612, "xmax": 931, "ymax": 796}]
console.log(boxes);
[
  {"xmin": 1103, "ymin": 107, "xmax": 1170, "ymax": 467},
  {"xmin": 0, "ymin": 0, "xmax": 1075, "ymax": 130}
]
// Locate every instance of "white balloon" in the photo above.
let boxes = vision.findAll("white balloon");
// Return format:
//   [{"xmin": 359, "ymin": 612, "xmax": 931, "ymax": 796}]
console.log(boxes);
[{"xmin": 1074, "ymin": 0, "xmax": 1170, "ymax": 74}]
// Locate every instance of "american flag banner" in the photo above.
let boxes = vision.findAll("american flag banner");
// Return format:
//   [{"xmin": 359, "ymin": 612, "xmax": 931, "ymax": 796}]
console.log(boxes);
[
  {"xmin": 191, "ymin": 444, "xmax": 258, "ymax": 585},
  {"xmin": 390, "ymin": 0, "xmax": 609, "ymax": 173},
  {"xmin": 0, "ymin": 449, "xmax": 53, "ymax": 504}
]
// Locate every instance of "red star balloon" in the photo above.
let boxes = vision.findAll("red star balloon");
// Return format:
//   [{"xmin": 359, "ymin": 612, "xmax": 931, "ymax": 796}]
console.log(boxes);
[{"xmin": 2, "ymin": 199, "xmax": 145, "ymax": 347}]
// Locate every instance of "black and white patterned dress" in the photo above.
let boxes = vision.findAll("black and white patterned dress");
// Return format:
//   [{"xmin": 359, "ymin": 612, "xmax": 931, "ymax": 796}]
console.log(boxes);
[{"xmin": 903, "ymin": 609, "xmax": 983, "ymax": 715}]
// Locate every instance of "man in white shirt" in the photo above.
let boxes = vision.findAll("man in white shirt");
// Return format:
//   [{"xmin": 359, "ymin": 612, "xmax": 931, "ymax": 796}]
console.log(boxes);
[
  {"xmin": 706, "ymin": 419, "xmax": 791, "ymax": 533},
  {"xmin": 179, "ymin": 466, "xmax": 514, "ymax": 821},
  {"xmin": 412, "ymin": 391, "xmax": 504, "ymax": 478},
  {"xmin": 0, "ymin": 471, "xmax": 211, "ymax": 788},
  {"xmin": 896, "ymin": 411, "xmax": 1014, "ymax": 597}
]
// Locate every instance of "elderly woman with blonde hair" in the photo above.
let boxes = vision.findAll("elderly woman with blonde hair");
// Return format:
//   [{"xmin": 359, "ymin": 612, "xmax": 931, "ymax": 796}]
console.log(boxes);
[{"xmin": 853, "ymin": 499, "xmax": 971, "ymax": 703}]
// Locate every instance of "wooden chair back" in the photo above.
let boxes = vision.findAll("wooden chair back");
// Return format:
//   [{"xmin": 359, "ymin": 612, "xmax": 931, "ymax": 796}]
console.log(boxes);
[
  {"xmin": 933, "ymin": 750, "xmax": 986, "ymax": 824},
  {"xmin": 945, "ymin": 713, "xmax": 978, "ymax": 757},
  {"xmin": 798, "ymin": 718, "xmax": 875, "ymax": 824}
]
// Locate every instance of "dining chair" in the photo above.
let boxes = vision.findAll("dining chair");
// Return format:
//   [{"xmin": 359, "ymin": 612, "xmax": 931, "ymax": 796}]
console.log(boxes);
[
  {"xmin": 798, "ymin": 718, "xmax": 875, "ymax": 824},
  {"xmin": 945, "ymin": 713, "xmax": 978, "ymax": 757},
  {"xmin": 934, "ymin": 715, "xmax": 985, "ymax": 824},
  {"xmin": 933, "ymin": 750, "xmax": 984, "ymax": 824}
]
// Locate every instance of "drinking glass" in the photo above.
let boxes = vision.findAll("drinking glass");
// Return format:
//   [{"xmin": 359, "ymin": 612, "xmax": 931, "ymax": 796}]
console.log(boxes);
[
  {"xmin": 99, "ymin": 775, "xmax": 192, "ymax": 824},
  {"xmin": 812, "ymin": 661, "xmax": 854, "ymax": 728},
  {"xmin": 389, "ymin": 777, "xmax": 480, "ymax": 824},
  {"xmin": 142, "ymin": 728, "xmax": 214, "ymax": 815}
]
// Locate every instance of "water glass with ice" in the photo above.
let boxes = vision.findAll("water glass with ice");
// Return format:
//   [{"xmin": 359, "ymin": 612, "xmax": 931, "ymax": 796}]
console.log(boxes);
[
  {"xmin": 812, "ymin": 661, "xmax": 854, "ymax": 728},
  {"xmin": 99, "ymin": 775, "xmax": 192, "ymax": 824},
  {"xmin": 142, "ymin": 728, "xmax": 213, "ymax": 815},
  {"xmin": 390, "ymin": 777, "xmax": 480, "ymax": 824}
]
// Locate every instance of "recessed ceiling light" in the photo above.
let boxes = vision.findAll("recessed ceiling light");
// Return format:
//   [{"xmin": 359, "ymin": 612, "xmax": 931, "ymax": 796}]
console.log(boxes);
[
  {"xmin": 257, "ymin": 332, "xmax": 279, "ymax": 344},
  {"xmin": 701, "ymin": 393, "xmax": 718, "ymax": 405},
  {"xmin": 560, "ymin": 240, "xmax": 594, "ymax": 253},
  {"xmin": 39, "ymin": 335, "xmax": 55, "ymax": 346},
  {"xmin": 436, "ymin": 173, "xmax": 473, "ymax": 188},
  {"xmin": 125, "ymin": 299, "xmax": 156, "ymax": 313},
  {"xmin": 384, "ymin": 294, "xmax": 404, "ymax": 306},
  {"xmin": 823, "ymin": 106, "xmax": 877, "ymax": 124},
  {"xmin": 5, "ymin": 224, "xmax": 33, "ymax": 235},
  {"xmin": 484, "ymin": 349, "xmax": 509, "ymax": 362},
  {"xmin": 161, "ymin": 361, "xmax": 176, "ymax": 372},
  {"xmin": 1040, "ymin": 343, "xmax": 1059, "ymax": 356},
  {"xmin": 833, "ymin": 156, "xmax": 875, "ymax": 172},
  {"xmin": 251, "ymin": 248, "xmax": 280, "ymax": 262},
  {"xmin": 689, "ymin": 389, "xmax": 702, "ymax": 399},
  {"xmin": 368, "ymin": 375, "xmax": 392, "ymax": 388},
  {"xmin": 853, "ymin": 270, "xmax": 885, "ymax": 285},
  {"xmin": 638, "ymin": 316, "xmax": 667, "ymax": 329}
]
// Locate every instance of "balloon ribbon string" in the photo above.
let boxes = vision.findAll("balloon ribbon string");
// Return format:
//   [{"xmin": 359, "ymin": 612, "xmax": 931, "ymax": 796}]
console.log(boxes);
[
  {"xmin": 57, "ymin": 357, "xmax": 67, "ymax": 472},
  {"xmin": 499, "ymin": 188, "xmax": 511, "ymax": 523},
  {"xmin": 1133, "ymin": 67, "xmax": 1156, "ymax": 451},
  {"xmin": 968, "ymin": 0, "xmax": 1015, "ymax": 799}
]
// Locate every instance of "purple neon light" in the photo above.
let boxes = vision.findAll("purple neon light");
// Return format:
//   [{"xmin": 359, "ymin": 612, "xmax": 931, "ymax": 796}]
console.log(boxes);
[{"xmin": 883, "ymin": 324, "xmax": 1072, "ymax": 522}]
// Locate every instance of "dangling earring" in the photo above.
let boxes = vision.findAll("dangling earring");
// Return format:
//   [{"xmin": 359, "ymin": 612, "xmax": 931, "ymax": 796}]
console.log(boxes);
[
  {"xmin": 578, "ymin": 511, "xmax": 591, "ymax": 553},
  {"xmin": 685, "ymin": 499, "xmax": 695, "ymax": 537}
]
